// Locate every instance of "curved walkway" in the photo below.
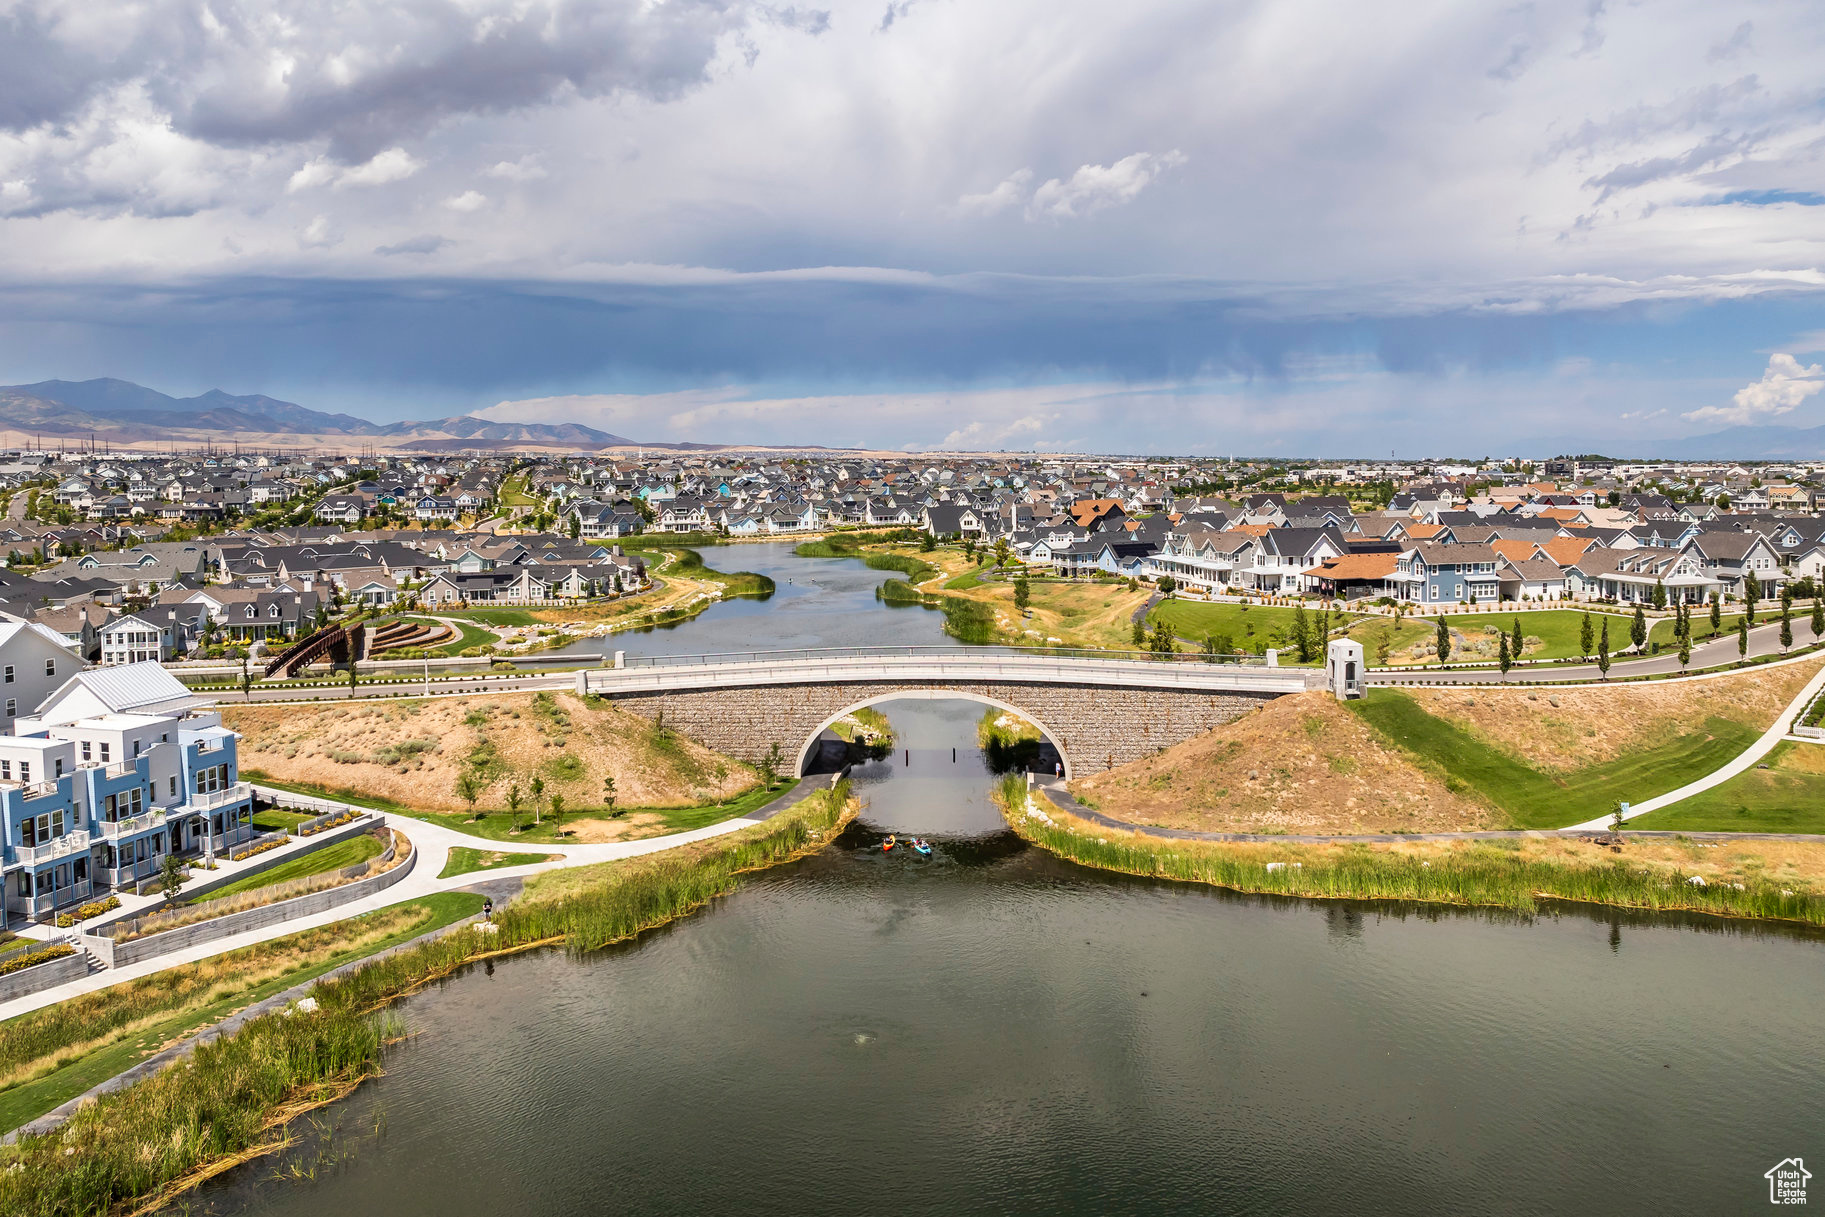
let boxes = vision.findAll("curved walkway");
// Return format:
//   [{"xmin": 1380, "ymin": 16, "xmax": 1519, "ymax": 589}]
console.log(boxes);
[
  {"xmin": 0, "ymin": 776, "xmax": 836, "ymax": 1023},
  {"xmin": 1036, "ymin": 644, "xmax": 1825, "ymax": 843}
]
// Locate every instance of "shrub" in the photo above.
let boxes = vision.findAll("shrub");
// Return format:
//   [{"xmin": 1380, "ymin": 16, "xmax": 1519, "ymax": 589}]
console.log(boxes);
[
  {"xmin": 53, "ymin": 896, "xmax": 121, "ymax": 927},
  {"xmin": 0, "ymin": 942, "xmax": 75, "ymax": 976}
]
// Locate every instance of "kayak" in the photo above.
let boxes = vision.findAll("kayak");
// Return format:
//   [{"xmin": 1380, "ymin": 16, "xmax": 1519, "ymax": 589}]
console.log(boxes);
[
  {"xmin": 912, "ymin": 840, "xmax": 932, "ymax": 856},
  {"xmin": 882, "ymin": 835, "xmax": 896, "ymax": 852}
]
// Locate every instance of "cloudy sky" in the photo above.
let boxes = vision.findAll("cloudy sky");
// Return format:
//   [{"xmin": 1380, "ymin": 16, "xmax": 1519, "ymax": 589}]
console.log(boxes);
[{"xmin": 0, "ymin": 0, "xmax": 1822, "ymax": 453}]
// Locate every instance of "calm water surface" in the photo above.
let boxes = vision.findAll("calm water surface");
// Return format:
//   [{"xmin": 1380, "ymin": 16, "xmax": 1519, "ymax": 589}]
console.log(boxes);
[
  {"xmin": 555, "ymin": 540, "xmax": 957, "ymax": 659},
  {"xmin": 185, "ymin": 700, "xmax": 1825, "ymax": 1217}
]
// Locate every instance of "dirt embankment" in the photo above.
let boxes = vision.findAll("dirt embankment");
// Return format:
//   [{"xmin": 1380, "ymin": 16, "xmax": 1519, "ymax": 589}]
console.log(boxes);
[
  {"xmin": 1406, "ymin": 656, "xmax": 1824, "ymax": 771},
  {"xmin": 224, "ymin": 691, "xmax": 755, "ymax": 813},
  {"xmin": 1070, "ymin": 691, "xmax": 1500, "ymax": 835}
]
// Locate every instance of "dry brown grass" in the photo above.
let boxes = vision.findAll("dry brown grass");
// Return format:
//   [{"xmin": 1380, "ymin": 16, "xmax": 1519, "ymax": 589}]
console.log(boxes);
[
  {"xmin": 1071, "ymin": 691, "xmax": 1502, "ymax": 834},
  {"xmin": 1407, "ymin": 654, "xmax": 1825, "ymax": 771},
  {"xmin": 222, "ymin": 690, "xmax": 755, "ymax": 813}
]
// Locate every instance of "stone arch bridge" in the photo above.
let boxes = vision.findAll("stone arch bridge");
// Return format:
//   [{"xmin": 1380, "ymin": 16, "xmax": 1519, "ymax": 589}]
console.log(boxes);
[{"xmin": 575, "ymin": 647, "xmax": 1315, "ymax": 779}]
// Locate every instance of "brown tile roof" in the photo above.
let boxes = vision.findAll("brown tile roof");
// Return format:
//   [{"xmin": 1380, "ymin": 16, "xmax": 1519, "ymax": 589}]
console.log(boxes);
[
  {"xmin": 1305, "ymin": 551, "xmax": 1400, "ymax": 581},
  {"xmin": 1490, "ymin": 538, "xmax": 1543, "ymax": 563},
  {"xmin": 1538, "ymin": 535, "xmax": 1595, "ymax": 566},
  {"xmin": 1402, "ymin": 522, "xmax": 1446, "ymax": 539},
  {"xmin": 1070, "ymin": 498, "xmax": 1123, "ymax": 526}
]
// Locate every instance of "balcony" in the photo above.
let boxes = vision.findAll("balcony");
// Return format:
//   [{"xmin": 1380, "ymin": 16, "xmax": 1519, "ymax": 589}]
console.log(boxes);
[
  {"xmin": 189, "ymin": 782, "xmax": 251, "ymax": 812},
  {"xmin": 15, "ymin": 828, "xmax": 92, "ymax": 865},
  {"xmin": 99, "ymin": 809, "xmax": 165, "ymax": 839}
]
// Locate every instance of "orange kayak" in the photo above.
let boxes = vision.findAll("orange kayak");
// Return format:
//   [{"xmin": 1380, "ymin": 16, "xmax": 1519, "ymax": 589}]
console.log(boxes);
[{"xmin": 883, "ymin": 834, "xmax": 896, "ymax": 852}]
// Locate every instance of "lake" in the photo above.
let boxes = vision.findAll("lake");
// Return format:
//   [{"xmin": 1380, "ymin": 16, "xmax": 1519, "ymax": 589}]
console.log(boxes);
[
  {"xmin": 554, "ymin": 540, "xmax": 961, "ymax": 659},
  {"xmin": 178, "ymin": 699, "xmax": 1825, "ymax": 1217}
]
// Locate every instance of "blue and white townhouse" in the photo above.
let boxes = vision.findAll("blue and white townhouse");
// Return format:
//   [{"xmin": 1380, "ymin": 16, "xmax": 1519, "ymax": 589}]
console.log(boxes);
[{"xmin": 1, "ymin": 662, "xmax": 254, "ymax": 926}]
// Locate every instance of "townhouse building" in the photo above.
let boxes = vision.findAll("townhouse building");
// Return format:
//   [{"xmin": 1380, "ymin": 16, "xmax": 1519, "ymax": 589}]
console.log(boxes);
[{"xmin": 2, "ymin": 663, "xmax": 253, "ymax": 925}]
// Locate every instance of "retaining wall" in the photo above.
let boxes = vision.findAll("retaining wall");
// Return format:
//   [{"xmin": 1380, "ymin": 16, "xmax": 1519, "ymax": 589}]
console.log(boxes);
[
  {"xmin": 0, "ymin": 946, "xmax": 88, "ymax": 1003},
  {"xmin": 81, "ymin": 835, "xmax": 417, "ymax": 969}
]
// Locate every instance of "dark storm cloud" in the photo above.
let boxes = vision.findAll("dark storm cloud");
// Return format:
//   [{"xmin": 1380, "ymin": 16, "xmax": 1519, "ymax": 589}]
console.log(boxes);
[{"xmin": 0, "ymin": 0, "xmax": 790, "ymax": 161}]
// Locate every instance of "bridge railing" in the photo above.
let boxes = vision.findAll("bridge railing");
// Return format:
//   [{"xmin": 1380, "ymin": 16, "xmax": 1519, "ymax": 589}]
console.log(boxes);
[{"xmin": 620, "ymin": 644, "xmax": 1271, "ymax": 669}]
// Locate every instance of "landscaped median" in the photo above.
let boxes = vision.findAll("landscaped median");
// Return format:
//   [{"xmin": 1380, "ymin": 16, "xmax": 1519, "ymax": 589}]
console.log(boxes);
[
  {"xmin": 999, "ymin": 778, "xmax": 1825, "ymax": 926},
  {"xmin": 0, "ymin": 781, "xmax": 856, "ymax": 1217}
]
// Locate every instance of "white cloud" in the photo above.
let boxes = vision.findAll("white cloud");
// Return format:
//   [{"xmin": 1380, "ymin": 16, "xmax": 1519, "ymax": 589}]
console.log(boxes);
[
  {"xmin": 1617, "ymin": 407, "xmax": 1666, "ymax": 421},
  {"xmin": 444, "ymin": 190, "xmax": 487, "ymax": 212},
  {"xmin": 951, "ymin": 169, "xmax": 1031, "ymax": 217},
  {"xmin": 485, "ymin": 156, "xmax": 548, "ymax": 182},
  {"xmin": 287, "ymin": 148, "xmax": 423, "ymax": 192},
  {"xmin": 1682, "ymin": 353, "xmax": 1825, "ymax": 426},
  {"xmin": 1026, "ymin": 151, "xmax": 1187, "ymax": 221},
  {"xmin": 299, "ymin": 214, "xmax": 338, "ymax": 248}
]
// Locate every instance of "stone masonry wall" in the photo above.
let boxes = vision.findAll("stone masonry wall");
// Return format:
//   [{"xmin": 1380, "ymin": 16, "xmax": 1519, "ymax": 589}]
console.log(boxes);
[{"xmin": 608, "ymin": 681, "xmax": 1278, "ymax": 777}]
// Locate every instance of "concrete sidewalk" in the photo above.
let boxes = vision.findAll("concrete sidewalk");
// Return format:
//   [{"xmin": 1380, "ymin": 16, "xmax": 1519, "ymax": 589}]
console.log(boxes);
[{"xmin": 0, "ymin": 774, "xmax": 836, "ymax": 1022}]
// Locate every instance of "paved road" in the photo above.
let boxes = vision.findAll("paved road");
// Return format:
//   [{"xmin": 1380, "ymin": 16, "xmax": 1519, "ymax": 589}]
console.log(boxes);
[{"xmin": 1374, "ymin": 616, "xmax": 1817, "ymax": 685}]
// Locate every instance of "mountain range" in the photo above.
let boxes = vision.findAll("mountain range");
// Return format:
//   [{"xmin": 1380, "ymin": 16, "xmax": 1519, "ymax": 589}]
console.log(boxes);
[{"xmin": 0, "ymin": 378, "xmax": 716, "ymax": 451}]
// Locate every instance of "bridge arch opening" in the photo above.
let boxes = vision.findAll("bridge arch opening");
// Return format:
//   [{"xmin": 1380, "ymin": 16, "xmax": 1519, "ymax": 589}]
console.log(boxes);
[{"xmin": 795, "ymin": 690, "xmax": 1075, "ymax": 781}]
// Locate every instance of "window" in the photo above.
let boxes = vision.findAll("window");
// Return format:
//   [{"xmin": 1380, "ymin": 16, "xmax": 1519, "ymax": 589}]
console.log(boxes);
[
  {"xmin": 81, "ymin": 741, "xmax": 91, "ymax": 762},
  {"xmin": 2, "ymin": 665, "xmax": 11, "ymax": 683},
  {"xmin": 101, "ymin": 742, "xmax": 110, "ymax": 763},
  {"xmin": 169, "ymin": 776, "xmax": 178, "ymax": 798},
  {"xmin": 19, "ymin": 761, "xmax": 28, "ymax": 783},
  {"xmin": 53, "ymin": 758, "xmax": 62, "ymax": 778},
  {"xmin": 44, "ymin": 659, "xmax": 54, "ymax": 678},
  {"xmin": 0, "ymin": 758, "xmax": 6, "ymax": 780}
]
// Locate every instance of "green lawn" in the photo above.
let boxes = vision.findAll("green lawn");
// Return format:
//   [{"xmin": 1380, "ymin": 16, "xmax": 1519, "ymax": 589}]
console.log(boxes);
[
  {"xmin": 497, "ymin": 474, "xmax": 538, "ymax": 507},
  {"xmin": 244, "ymin": 773, "xmax": 795, "ymax": 845},
  {"xmin": 434, "ymin": 607, "xmax": 539, "ymax": 628},
  {"xmin": 1348, "ymin": 689, "xmax": 1762, "ymax": 829},
  {"xmin": 439, "ymin": 847, "xmax": 557, "ymax": 879},
  {"xmin": 1148, "ymin": 601, "xmax": 1353, "ymax": 658},
  {"xmin": 194, "ymin": 835, "xmax": 383, "ymax": 902},
  {"xmin": 0, "ymin": 892, "xmax": 484, "ymax": 1133},
  {"xmin": 250, "ymin": 806, "xmax": 308, "ymax": 833},
  {"xmin": 1628, "ymin": 741, "xmax": 1825, "ymax": 833},
  {"xmin": 382, "ymin": 614, "xmax": 501, "ymax": 656},
  {"xmin": 1343, "ymin": 609, "xmax": 1636, "ymax": 667}
]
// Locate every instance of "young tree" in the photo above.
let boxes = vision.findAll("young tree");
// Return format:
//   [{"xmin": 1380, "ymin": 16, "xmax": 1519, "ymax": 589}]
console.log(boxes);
[
  {"xmin": 1013, "ymin": 575, "xmax": 1031, "ymax": 612},
  {"xmin": 456, "ymin": 770, "xmax": 481, "ymax": 818},
  {"xmin": 1510, "ymin": 616, "xmax": 1524, "ymax": 658},
  {"xmin": 158, "ymin": 854, "xmax": 186, "ymax": 901},
  {"xmin": 919, "ymin": 531, "xmax": 937, "ymax": 552},
  {"xmin": 757, "ymin": 742, "xmax": 782, "ymax": 788},
  {"xmin": 1630, "ymin": 604, "xmax": 1647, "ymax": 650},
  {"xmin": 1745, "ymin": 570, "xmax": 1760, "ymax": 625},
  {"xmin": 1738, "ymin": 617, "xmax": 1750, "ymax": 661},
  {"xmin": 1497, "ymin": 633, "xmax": 1512, "ymax": 679},
  {"xmin": 1579, "ymin": 610, "xmax": 1594, "ymax": 658},
  {"xmin": 506, "ymin": 783, "xmax": 523, "ymax": 831},
  {"xmin": 603, "ymin": 774, "xmax": 621, "ymax": 818},
  {"xmin": 1651, "ymin": 578, "xmax": 1667, "ymax": 610},
  {"xmin": 1150, "ymin": 619, "xmax": 1176, "ymax": 654},
  {"xmin": 1131, "ymin": 617, "xmax": 1148, "ymax": 648},
  {"xmin": 1202, "ymin": 632, "xmax": 1220, "ymax": 663},
  {"xmin": 1709, "ymin": 593, "xmax": 1722, "ymax": 637},
  {"xmin": 1434, "ymin": 615, "xmax": 1451, "ymax": 663},
  {"xmin": 1812, "ymin": 595, "xmax": 1824, "ymax": 640},
  {"xmin": 531, "ymin": 775, "xmax": 545, "ymax": 825},
  {"xmin": 346, "ymin": 665, "xmax": 359, "ymax": 697},
  {"xmin": 1292, "ymin": 604, "xmax": 1311, "ymax": 662},
  {"xmin": 1597, "ymin": 617, "xmax": 1611, "ymax": 679},
  {"xmin": 1781, "ymin": 604, "xmax": 1793, "ymax": 653},
  {"xmin": 548, "ymin": 793, "xmax": 565, "ymax": 835},
  {"xmin": 1157, "ymin": 575, "xmax": 1176, "ymax": 597},
  {"xmin": 1678, "ymin": 631, "xmax": 1691, "ymax": 671}
]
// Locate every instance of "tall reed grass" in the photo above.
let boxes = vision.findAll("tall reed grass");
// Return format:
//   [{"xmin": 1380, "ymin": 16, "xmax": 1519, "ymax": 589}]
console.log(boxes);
[
  {"xmin": 316, "ymin": 781, "xmax": 854, "ymax": 1012},
  {"xmin": 1001, "ymin": 786, "xmax": 1825, "ymax": 926},
  {"xmin": 1, "ymin": 1007, "xmax": 395, "ymax": 1217},
  {"xmin": 2, "ymin": 785, "xmax": 855, "ymax": 1216}
]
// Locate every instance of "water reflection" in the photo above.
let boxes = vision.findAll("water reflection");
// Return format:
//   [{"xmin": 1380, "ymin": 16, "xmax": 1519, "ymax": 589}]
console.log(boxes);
[
  {"xmin": 175, "ymin": 698, "xmax": 1825, "ymax": 1217},
  {"xmin": 556, "ymin": 540, "xmax": 959, "ymax": 660}
]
